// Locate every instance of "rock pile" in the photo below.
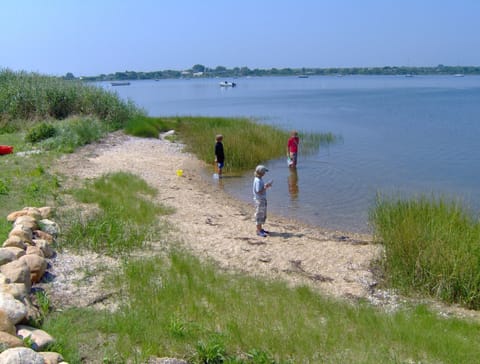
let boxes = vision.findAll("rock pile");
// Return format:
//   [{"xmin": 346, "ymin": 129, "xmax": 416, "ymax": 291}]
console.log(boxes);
[{"xmin": 0, "ymin": 206, "xmax": 66, "ymax": 364}]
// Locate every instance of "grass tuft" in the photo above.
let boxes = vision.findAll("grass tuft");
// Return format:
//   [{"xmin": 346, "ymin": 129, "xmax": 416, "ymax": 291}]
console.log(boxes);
[
  {"xmin": 370, "ymin": 194, "xmax": 480, "ymax": 309},
  {"xmin": 60, "ymin": 172, "xmax": 173, "ymax": 255}
]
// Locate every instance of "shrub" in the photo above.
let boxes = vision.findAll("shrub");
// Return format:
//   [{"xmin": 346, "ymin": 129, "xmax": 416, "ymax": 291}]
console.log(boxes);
[{"xmin": 25, "ymin": 122, "xmax": 57, "ymax": 143}]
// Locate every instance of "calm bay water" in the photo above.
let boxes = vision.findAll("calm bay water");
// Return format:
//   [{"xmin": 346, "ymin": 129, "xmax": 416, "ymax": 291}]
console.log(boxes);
[{"xmin": 102, "ymin": 75, "xmax": 480, "ymax": 233}]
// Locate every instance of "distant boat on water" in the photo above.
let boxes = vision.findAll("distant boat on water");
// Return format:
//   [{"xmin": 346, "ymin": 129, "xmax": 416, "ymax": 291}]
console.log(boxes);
[
  {"xmin": 298, "ymin": 75, "xmax": 309, "ymax": 78},
  {"xmin": 219, "ymin": 81, "xmax": 236, "ymax": 87},
  {"xmin": 111, "ymin": 82, "xmax": 131, "ymax": 86},
  {"xmin": 404, "ymin": 74, "xmax": 414, "ymax": 78},
  {"xmin": 454, "ymin": 74, "xmax": 465, "ymax": 77}
]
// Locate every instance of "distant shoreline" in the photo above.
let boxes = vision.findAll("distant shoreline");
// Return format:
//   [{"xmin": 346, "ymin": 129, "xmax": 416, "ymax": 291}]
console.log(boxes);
[{"xmin": 76, "ymin": 65, "xmax": 480, "ymax": 82}]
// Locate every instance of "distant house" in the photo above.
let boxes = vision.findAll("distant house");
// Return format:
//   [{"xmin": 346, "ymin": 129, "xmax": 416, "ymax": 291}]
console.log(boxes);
[{"xmin": 193, "ymin": 72, "xmax": 204, "ymax": 77}]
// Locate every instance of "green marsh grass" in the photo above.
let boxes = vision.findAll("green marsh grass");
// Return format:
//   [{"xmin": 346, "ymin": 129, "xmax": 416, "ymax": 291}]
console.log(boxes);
[
  {"xmin": 60, "ymin": 172, "xmax": 173, "ymax": 255},
  {"xmin": 370, "ymin": 194, "xmax": 480, "ymax": 309},
  {"xmin": 0, "ymin": 69, "xmax": 141, "ymax": 131},
  {"xmin": 125, "ymin": 115, "xmax": 337, "ymax": 174},
  {"xmin": 44, "ymin": 250, "xmax": 480, "ymax": 363}
]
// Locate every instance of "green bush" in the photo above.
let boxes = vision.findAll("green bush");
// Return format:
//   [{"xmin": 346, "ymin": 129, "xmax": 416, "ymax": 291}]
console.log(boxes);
[{"xmin": 25, "ymin": 122, "xmax": 57, "ymax": 143}]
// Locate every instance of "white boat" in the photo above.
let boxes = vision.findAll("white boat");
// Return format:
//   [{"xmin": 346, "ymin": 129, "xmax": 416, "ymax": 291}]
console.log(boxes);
[
  {"xmin": 219, "ymin": 81, "xmax": 236, "ymax": 87},
  {"xmin": 454, "ymin": 74, "xmax": 465, "ymax": 77}
]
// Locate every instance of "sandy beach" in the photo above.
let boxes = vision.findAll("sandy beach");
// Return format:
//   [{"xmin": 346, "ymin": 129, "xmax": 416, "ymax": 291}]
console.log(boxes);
[{"xmin": 52, "ymin": 131, "xmax": 385, "ymax": 305}]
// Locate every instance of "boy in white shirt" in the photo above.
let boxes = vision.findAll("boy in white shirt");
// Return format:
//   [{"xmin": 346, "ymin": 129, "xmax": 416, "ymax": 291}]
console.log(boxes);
[{"xmin": 253, "ymin": 165, "xmax": 273, "ymax": 237}]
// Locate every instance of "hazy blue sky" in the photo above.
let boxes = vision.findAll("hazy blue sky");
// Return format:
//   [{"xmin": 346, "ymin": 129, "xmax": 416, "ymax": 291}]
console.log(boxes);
[{"xmin": 1, "ymin": 0, "xmax": 479, "ymax": 77}]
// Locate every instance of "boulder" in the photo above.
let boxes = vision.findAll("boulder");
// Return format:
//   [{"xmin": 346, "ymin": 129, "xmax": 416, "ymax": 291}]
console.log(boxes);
[
  {"xmin": 16, "ymin": 325, "xmax": 55, "ymax": 351},
  {"xmin": 3, "ymin": 236, "xmax": 27, "ymax": 250},
  {"xmin": 3, "ymin": 247, "xmax": 26, "ymax": 259},
  {"xmin": 26, "ymin": 245, "xmax": 44, "ymax": 258},
  {"xmin": 0, "ymin": 273, "xmax": 8, "ymax": 284},
  {"xmin": 38, "ymin": 207, "xmax": 54, "ymax": 220},
  {"xmin": 0, "ymin": 260, "xmax": 31, "ymax": 291},
  {"xmin": 0, "ymin": 292, "xmax": 27, "ymax": 324},
  {"xmin": 39, "ymin": 351, "xmax": 64, "ymax": 364},
  {"xmin": 19, "ymin": 255, "xmax": 47, "ymax": 283},
  {"xmin": 22, "ymin": 207, "xmax": 43, "ymax": 221},
  {"xmin": 38, "ymin": 220, "xmax": 59, "ymax": 237},
  {"xmin": 0, "ymin": 248, "xmax": 17, "ymax": 265},
  {"xmin": 0, "ymin": 283, "xmax": 28, "ymax": 300},
  {"xmin": 8, "ymin": 226, "xmax": 33, "ymax": 244},
  {"xmin": 32, "ymin": 239, "xmax": 54, "ymax": 258},
  {"xmin": 0, "ymin": 330, "xmax": 25, "ymax": 350},
  {"xmin": 0, "ymin": 309, "xmax": 17, "ymax": 335},
  {"xmin": 33, "ymin": 230, "xmax": 54, "ymax": 243},
  {"xmin": 0, "ymin": 347, "xmax": 45, "ymax": 363},
  {"xmin": 13, "ymin": 215, "xmax": 39, "ymax": 231},
  {"xmin": 6, "ymin": 210, "xmax": 28, "ymax": 223}
]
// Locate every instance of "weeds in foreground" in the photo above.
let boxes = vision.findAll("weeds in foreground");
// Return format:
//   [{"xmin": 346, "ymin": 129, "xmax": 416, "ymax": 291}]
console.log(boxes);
[
  {"xmin": 44, "ymin": 251, "xmax": 480, "ymax": 363},
  {"xmin": 0, "ymin": 134, "xmax": 60, "ymax": 238},
  {"xmin": 370, "ymin": 194, "xmax": 480, "ymax": 309},
  {"xmin": 59, "ymin": 172, "xmax": 173, "ymax": 255}
]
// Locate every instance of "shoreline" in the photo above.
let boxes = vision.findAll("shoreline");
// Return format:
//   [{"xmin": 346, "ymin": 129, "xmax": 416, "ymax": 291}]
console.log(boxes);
[
  {"xmin": 54, "ymin": 131, "xmax": 381, "ymax": 302},
  {"xmin": 51, "ymin": 131, "xmax": 480, "ymax": 320}
]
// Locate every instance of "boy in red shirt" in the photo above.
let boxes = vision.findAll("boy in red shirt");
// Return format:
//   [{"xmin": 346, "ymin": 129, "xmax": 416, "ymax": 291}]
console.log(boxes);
[{"xmin": 287, "ymin": 130, "xmax": 300, "ymax": 167}]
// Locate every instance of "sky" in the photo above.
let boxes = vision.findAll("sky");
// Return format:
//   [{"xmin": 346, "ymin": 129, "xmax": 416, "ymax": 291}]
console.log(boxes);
[{"xmin": 1, "ymin": 0, "xmax": 479, "ymax": 77}]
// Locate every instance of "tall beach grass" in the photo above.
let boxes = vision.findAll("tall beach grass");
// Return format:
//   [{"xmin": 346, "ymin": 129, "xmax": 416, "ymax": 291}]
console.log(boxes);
[
  {"xmin": 370, "ymin": 194, "xmax": 480, "ymax": 309},
  {"xmin": 125, "ymin": 115, "xmax": 338, "ymax": 174},
  {"xmin": 0, "ymin": 69, "xmax": 142, "ymax": 132}
]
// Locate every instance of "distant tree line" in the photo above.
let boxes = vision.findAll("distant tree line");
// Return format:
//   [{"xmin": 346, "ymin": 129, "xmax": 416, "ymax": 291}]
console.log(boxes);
[{"xmin": 71, "ymin": 64, "xmax": 480, "ymax": 82}]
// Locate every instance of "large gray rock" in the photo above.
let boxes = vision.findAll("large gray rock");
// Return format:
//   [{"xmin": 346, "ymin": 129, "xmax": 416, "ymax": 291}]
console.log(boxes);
[
  {"xmin": 0, "ymin": 292, "xmax": 27, "ymax": 324},
  {"xmin": 0, "ymin": 347, "xmax": 45, "ymax": 363},
  {"xmin": 38, "ymin": 220, "xmax": 59, "ymax": 237},
  {"xmin": 16, "ymin": 325, "xmax": 55, "ymax": 351}
]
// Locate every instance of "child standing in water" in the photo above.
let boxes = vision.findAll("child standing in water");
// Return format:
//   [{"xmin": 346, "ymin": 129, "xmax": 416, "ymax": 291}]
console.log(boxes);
[
  {"xmin": 253, "ymin": 165, "xmax": 273, "ymax": 237},
  {"xmin": 286, "ymin": 130, "xmax": 300, "ymax": 167},
  {"xmin": 214, "ymin": 134, "xmax": 224, "ymax": 178}
]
